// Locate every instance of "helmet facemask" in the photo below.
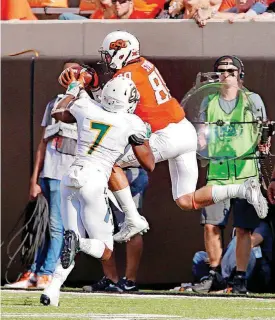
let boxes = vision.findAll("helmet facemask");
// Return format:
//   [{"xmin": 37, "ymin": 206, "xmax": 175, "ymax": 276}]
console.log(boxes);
[{"xmin": 99, "ymin": 43, "xmax": 133, "ymax": 72}]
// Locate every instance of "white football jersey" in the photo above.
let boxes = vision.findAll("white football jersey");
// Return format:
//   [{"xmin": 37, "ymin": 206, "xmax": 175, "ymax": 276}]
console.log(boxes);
[{"xmin": 69, "ymin": 94, "xmax": 147, "ymax": 179}]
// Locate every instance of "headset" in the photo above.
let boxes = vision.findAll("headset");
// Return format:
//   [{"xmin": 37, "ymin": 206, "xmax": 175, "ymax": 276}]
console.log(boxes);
[{"xmin": 214, "ymin": 55, "xmax": 245, "ymax": 80}]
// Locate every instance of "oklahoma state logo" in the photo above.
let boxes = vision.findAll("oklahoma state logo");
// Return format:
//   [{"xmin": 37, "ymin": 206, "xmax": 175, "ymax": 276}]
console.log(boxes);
[{"xmin": 109, "ymin": 39, "xmax": 128, "ymax": 50}]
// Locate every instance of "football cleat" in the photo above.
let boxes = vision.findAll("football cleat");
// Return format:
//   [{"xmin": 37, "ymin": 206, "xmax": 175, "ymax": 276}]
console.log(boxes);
[
  {"xmin": 242, "ymin": 178, "xmax": 268, "ymax": 219},
  {"xmin": 61, "ymin": 230, "xmax": 80, "ymax": 269},
  {"xmin": 114, "ymin": 216, "xmax": 149, "ymax": 243},
  {"xmin": 40, "ymin": 284, "xmax": 60, "ymax": 307},
  {"xmin": 40, "ymin": 294, "xmax": 51, "ymax": 306}
]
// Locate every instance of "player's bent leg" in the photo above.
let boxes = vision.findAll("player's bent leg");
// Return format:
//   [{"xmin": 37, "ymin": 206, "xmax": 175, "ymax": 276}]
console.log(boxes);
[
  {"xmin": 77, "ymin": 174, "xmax": 115, "ymax": 259},
  {"xmin": 168, "ymin": 150, "xmax": 198, "ymax": 208},
  {"xmin": 60, "ymin": 184, "xmax": 86, "ymax": 269},
  {"xmin": 176, "ymin": 178, "xmax": 268, "ymax": 218},
  {"xmin": 109, "ymin": 166, "xmax": 145, "ymax": 221},
  {"xmin": 109, "ymin": 166, "xmax": 130, "ymax": 189},
  {"xmin": 109, "ymin": 166, "xmax": 149, "ymax": 242},
  {"xmin": 60, "ymin": 182, "xmax": 86, "ymax": 236},
  {"xmin": 79, "ymin": 238, "xmax": 112, "ymax": 260},
  {"xmin": 176, "ymin": 187, "xmax": 214, "ymax": 211}
]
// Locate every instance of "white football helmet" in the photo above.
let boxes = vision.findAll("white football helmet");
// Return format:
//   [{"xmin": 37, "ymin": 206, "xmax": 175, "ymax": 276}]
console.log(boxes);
[
  {"xmin": 101, "ymin": 77, "xmax": 140, "ymax": 114},
  {"xmin": 99, "ymin": 31, "xmax": 140, "ymax": 70}
]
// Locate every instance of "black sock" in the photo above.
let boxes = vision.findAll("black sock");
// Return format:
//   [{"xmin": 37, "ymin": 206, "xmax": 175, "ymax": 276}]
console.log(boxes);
[{"xmin": 236, "ymin": 271, "xmax": 246, "ymax": 278}]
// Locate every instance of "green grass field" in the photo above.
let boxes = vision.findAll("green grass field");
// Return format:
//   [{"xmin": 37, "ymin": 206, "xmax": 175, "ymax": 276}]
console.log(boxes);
[{"xmin": 1, "ymin": 289, "xmax": 275, "ymax": 320}]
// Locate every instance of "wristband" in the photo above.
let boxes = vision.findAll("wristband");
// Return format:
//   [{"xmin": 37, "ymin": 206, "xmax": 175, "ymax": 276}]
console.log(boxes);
[
  {"xmin": 271, "ymin": 178, "xmax": 275, "ymax": 182},
  {"xmin": 66, "ymin": 81, "xmax": 82, "ymax": 98}
]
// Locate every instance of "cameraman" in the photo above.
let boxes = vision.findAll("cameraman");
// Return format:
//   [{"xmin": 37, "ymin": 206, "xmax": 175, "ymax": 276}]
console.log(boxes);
[{"xmin": 193, "ymin": 55, "xmax": 269, "ymax": 294}]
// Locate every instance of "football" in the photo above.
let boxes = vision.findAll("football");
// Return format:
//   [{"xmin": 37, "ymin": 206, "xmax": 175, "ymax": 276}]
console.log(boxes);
[
  {"xmin": 58, "ymin": 65, "xmax": 98, "ymax": 89},
  {"xmin": 69, "ymin": 65, "xmax": 94, "ymax": 87}
]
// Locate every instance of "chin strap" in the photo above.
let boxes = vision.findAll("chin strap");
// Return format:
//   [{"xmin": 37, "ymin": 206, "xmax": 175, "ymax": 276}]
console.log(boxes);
[{"xmin": 122, "ymin": 50, "xmax": 133, "ymax": 68}]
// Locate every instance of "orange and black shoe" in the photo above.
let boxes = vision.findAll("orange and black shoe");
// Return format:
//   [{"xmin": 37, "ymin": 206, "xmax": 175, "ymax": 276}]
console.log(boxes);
[
  {"xmin": 36, "ymin": 275, "xmax": 52, "ymax": 289},
  {"xmin": 4, "ymin": 271, "xmax": 37, "ymax": 289}
]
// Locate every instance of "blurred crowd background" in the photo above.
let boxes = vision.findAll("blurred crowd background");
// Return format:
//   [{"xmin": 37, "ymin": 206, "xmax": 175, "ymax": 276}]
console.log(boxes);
[{"xmin": 1, "ymin": 0, "xmax": 275, "ymax": 24}]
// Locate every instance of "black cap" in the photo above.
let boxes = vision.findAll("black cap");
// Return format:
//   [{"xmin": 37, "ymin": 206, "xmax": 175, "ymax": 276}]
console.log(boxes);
[{"xmin": 215, "ymin": 55, "xmax": 242, "ymax": 71}]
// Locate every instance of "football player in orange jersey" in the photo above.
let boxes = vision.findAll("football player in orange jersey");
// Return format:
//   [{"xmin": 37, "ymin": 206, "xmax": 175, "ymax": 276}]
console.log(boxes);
[{"xmin": 99, "ymin": 31, "xmax": 268, "ymax": 242}]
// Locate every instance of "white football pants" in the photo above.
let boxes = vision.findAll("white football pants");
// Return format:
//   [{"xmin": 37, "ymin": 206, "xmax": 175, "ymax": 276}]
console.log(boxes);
[
  {"xmin": 118, "ymin": 118, "xmax": 198, "ymax": 199},
  {"xmin": 60, "ymin": 165, "xmax": 114, "ymax": 250}
]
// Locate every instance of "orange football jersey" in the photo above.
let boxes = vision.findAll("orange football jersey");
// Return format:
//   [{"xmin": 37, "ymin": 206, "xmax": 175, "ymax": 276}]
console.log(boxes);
[{"xmin": 114, "ymin": 57, "xmax": 185, "ymax": 132}]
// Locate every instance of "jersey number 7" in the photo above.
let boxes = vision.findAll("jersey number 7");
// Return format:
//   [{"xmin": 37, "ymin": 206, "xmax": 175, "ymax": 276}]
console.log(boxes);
[{"xmin": 88, "ymin": 121, "xmax": 111, "ymax": 155}]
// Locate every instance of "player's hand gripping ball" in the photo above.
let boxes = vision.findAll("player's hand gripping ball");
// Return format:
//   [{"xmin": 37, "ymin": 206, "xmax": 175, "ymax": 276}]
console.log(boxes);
[{"xmin": 58, "ymin": 65, "xmax": 99, "ymax": 89}]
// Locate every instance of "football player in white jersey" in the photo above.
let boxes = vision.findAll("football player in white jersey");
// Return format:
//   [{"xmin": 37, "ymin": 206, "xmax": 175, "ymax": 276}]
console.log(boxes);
[{"xmin": 40, "ymin": 71, "xmax": 154, "ymax": 307}]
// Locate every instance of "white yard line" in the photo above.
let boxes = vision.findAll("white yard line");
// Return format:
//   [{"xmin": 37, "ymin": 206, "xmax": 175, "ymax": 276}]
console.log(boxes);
[{"xmin": 2, "ymin": 290, "xmax": 274, "ymax": 301}]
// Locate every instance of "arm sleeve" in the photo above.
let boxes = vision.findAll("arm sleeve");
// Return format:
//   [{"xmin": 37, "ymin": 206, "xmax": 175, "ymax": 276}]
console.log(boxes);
[
  {"xmin": 249, "ymin": 93, "xmax": 267, "ymax": 121},
  {"xmin": 41, "ymin": 98, "xmax": 59, "ymax": 127},
  {"xmin": 199, "ymin": 97, "xmax": 209, "ymax": 122}
]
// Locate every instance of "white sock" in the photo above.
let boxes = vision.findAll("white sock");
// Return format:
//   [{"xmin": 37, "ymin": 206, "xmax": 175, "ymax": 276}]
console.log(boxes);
[
  {"xmin": 79, "ymin": 238, "xmax": 105, "ymax": 259},
  {"xmin": 113, "ymin": 186, "xmax": 140, "ymax": 221},
  {"xmin": 51, "ymin": 260, "xmax": 75, "ymax": 290},
  {"xmin": 212, "ymin": 184, "xmax": 245, "ymax": 204}
]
